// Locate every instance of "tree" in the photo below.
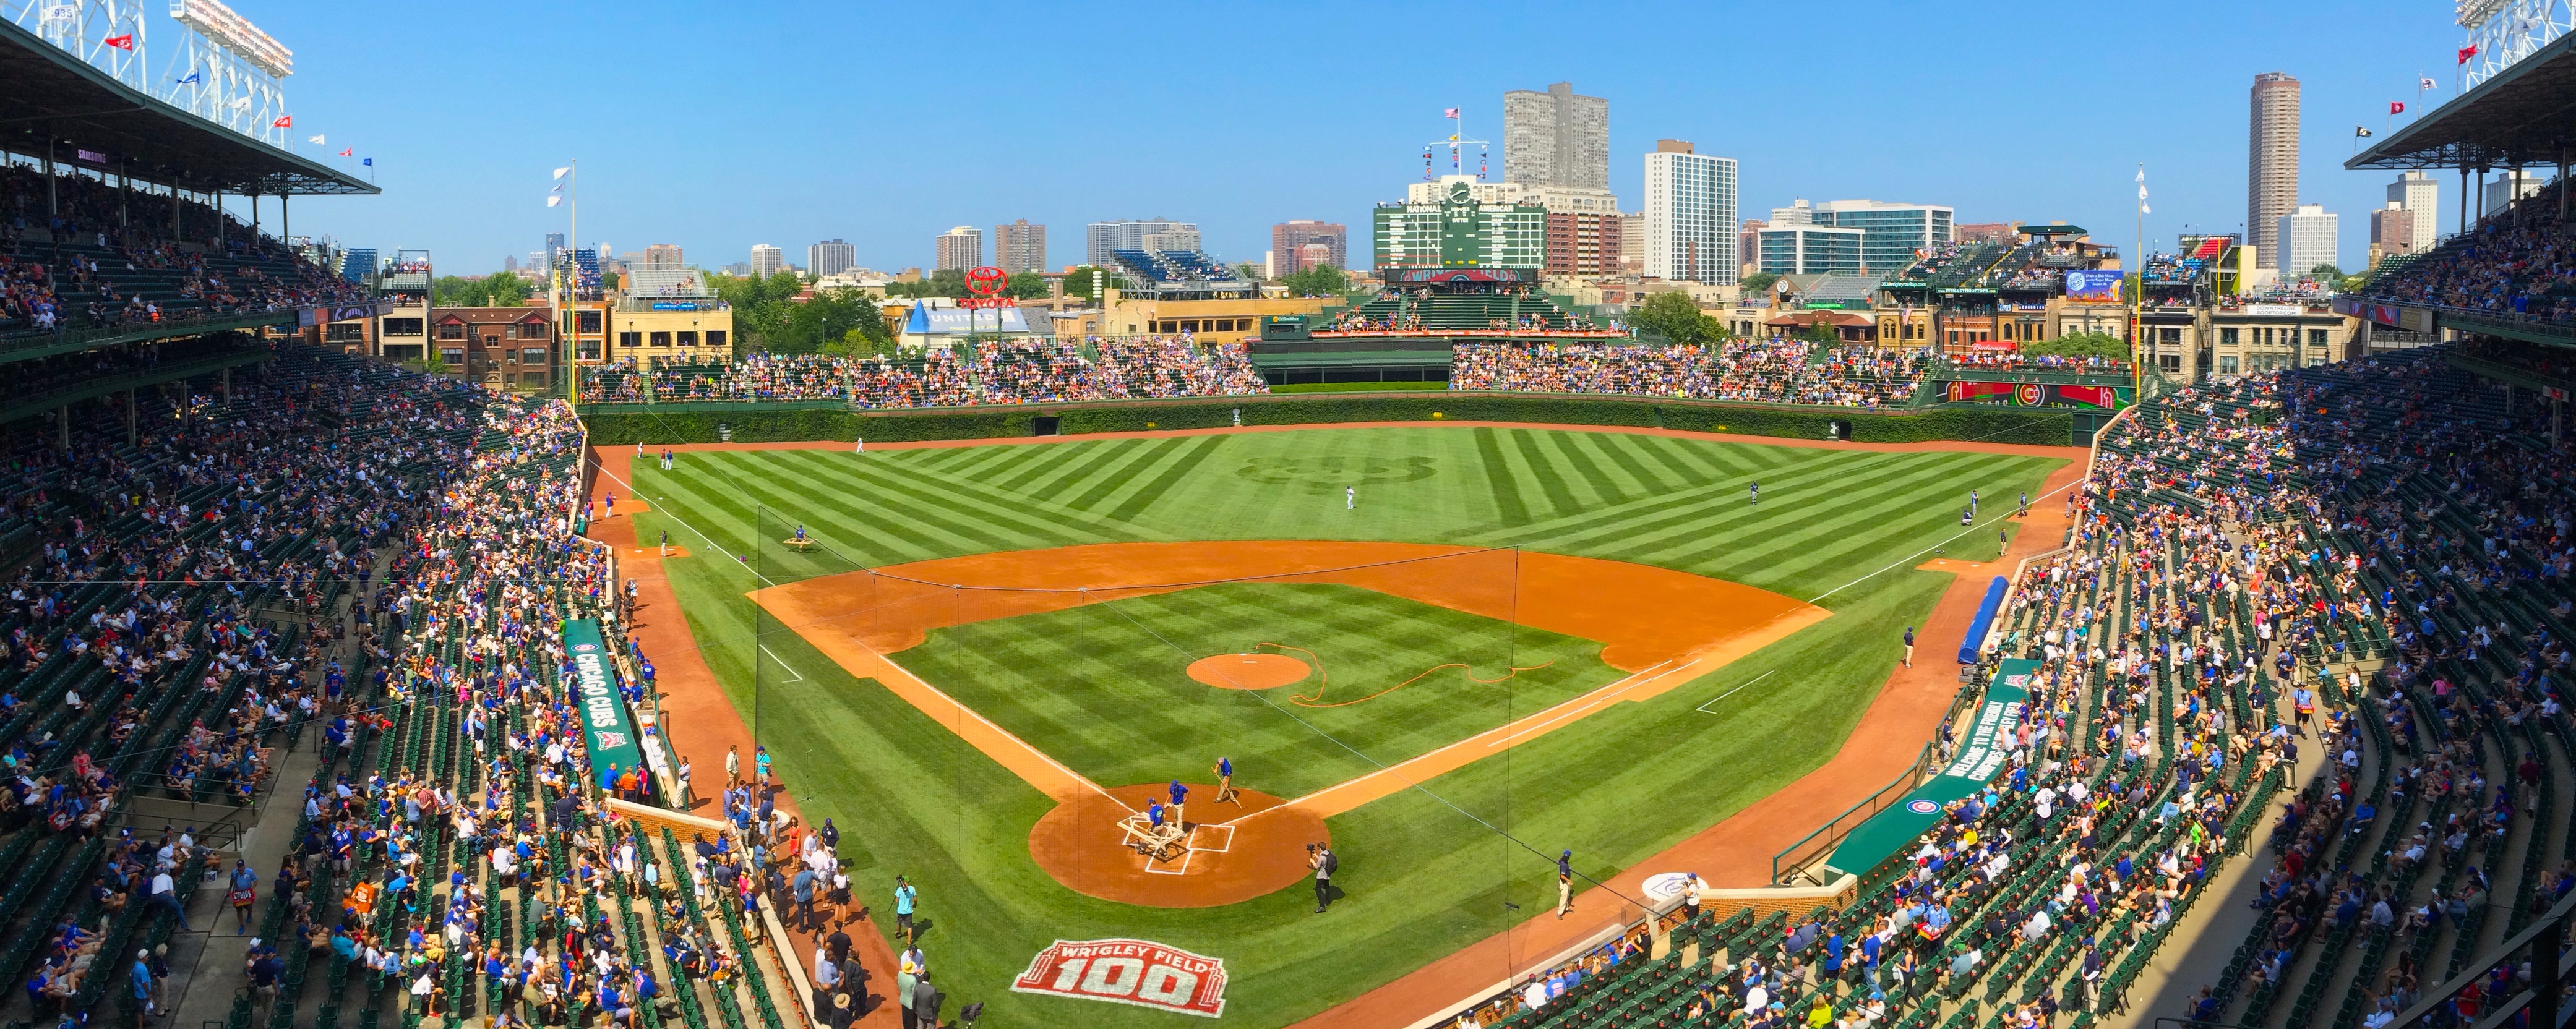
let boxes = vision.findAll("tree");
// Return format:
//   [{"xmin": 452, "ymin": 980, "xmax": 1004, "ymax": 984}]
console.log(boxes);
[
  {"xmin": 1005, "ymin": 271, "xmax": 1049, "ymax": 300},
  {"xmin": 1233, "ymin": 262, "xmax": 1262, "ymax": 281},
  {"xmin": 2308, "ymin": 263, "xmax": 2344, "ymax": 281},
  {"xmin": 1280, "ymin": 263, "xmax": 1350, "ymax": 298},
  {"xmin": 1058, "ymin": 266, "xmax": 1133, "ymax": 300},
  {"xmin": 481, "ymin": 273, "xmax": 531, "ymax": 307},
  {"xmin": 1629, "ymin": 290, "xmax": 1730, "ymax": 345},
  {"xmin": 2023, "ymin": 331, "xmax": 2129, "ymax": 362},
  {"xmin": 1794, "ymin": 321, "xmax": 1839, "ymax": 346},
  {"xmin": 1740, "ymin": 271, "xmax": 1780, "ymax": 294}
]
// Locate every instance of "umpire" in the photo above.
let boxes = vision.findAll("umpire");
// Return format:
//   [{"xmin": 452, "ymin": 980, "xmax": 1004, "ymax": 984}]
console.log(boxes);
[{"xmin": 1310, "ymin": 845, "xmax": 1337, "ymax": 913}]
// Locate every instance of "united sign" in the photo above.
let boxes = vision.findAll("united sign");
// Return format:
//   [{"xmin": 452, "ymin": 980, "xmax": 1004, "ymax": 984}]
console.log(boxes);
[{"xmin": 1012, "ymin": 939, "xmax": 1229, "ymax": 1018}]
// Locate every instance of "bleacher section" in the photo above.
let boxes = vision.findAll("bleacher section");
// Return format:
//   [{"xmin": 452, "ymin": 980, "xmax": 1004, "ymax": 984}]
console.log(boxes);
[{"xmin": 1332, "ymin": 291, "xmax": 1583, "ymax": 333}]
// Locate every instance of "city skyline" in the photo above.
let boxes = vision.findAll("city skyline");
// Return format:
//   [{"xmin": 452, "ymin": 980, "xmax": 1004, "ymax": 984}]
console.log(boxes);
[{"xmin": 260, "ymin": 1, "xmax": 2475, "ymax": 277}]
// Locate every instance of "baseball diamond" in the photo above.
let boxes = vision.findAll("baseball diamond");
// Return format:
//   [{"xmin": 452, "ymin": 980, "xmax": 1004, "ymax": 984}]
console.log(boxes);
[{"xmin": 614, "ymin": 424, "xmax": 2074, "ymax": 1026}]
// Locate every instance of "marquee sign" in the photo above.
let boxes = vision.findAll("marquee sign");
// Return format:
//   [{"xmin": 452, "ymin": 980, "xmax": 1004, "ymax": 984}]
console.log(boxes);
[
  {"xmin": 1012, "ymin": 939, "xmax": 1229, "ymax": 1018},
  {"xmin": 961, "ymin": 265, "xmax": 1017, "ymax": 309}
]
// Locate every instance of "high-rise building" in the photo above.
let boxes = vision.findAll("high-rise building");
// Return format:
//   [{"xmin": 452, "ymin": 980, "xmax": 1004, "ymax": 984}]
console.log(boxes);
[
  {"xmin": 992, "ymin": 220, "xmax": 1047, "ymax": 273},
  {"xmin": 544, "ymin": 233, "xmax": 566, "ymax": 270},
  {"xmin": 1758, "ymin": 225, "xmax": 1866, "ymax": 275},
  {"xmin": 1738, "ymin": 220, "xmax": 1766, "ymax": 277},
  {"xmin": 1768, "ymin": 200, "xmax": 1814, "ymax": 227},
  {"xmin": 1086, "ymin": 220, "xmax": 1198, "ymax": 268},
  {"xmin": 935, "ymin": 226, "xmax": 983, "ymax": 271},
  {"xmin": 2274, "ymin": 203, "xmax": 2338, "ymax": 279},
  {"xmin": 749, "ymin": 244, "xmax": 784, "ymax": 277},
  {"xmin": 1641, "ymin": 140, "xmax": 1737, "ymax": 284},
  {"xmin": 1502, "ymin": 82, "xmax": 1610, "ymax": 191},
  {"xmin": 2248, "ymin": 72, "xmax": 2301, "ymax": 270},
  {"xmin": 2483, "ymin": 170, "xmax": 2546, "ymax": 218},
  {"xmin": 2368, "ymin": 203, "xmax": 2415, "ymax": 255},
  {"xmin": 642, "ymin": 244, "xmax": 684, "ymax": 270},
  {"xmin": 1809, "ymin": 200, "xmax": 1954, "ymax": 273},
  {"xmin": 1543, "ymin": 210, "xmax": 1623, "ymax": 277},
  {"xmin": 807, "ymin": 239, "xmax": 854, "ymax": 278},
  {"xmin": 2387, "ymin": 171, "xmax": 2438, "ymax": 252},
  {"xmin": 1269, "ymin": 221, "xmax": 1348, "ymax": 276},
  {"xmin": 1618, "ymin": 212, "xmax": 1644, "ymax": 275},
  {"xmin": 1140, "ymin": 228, "xmax": 1201, "ymax": 253}
]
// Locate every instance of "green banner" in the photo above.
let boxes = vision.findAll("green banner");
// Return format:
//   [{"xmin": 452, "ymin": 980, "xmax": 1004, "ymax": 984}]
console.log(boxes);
[
  {"xmin": 562, "ymin": 618, "xmax": 645, "ymax": 787},
  {"xmin": 1824, "ymin": 659, "xmax": 2036, "ymax": 876}
]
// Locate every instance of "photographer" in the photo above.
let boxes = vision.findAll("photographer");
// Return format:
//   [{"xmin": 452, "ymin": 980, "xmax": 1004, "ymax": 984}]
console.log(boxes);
[{"xmin": 1308, "ymin": 844, "xmax": 1337, "ymax": 913}]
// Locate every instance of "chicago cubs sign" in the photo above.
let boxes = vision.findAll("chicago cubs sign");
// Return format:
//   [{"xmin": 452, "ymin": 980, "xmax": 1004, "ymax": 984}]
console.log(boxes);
[{"xmin": 1012, "ymin": 939, "xmax": 1229, "ymax": 1018}]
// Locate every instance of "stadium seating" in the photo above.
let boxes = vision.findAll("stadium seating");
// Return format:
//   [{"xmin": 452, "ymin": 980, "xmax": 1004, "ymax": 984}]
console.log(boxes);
[
  {"xmin": 577, "ymin": 341, "xmax": 1268, "ymax": 409},
  {"xmin": 1450, "ymin": 340, "xmax": 1929, "ymax": 408},
  {"xmin": 2364, "ymin": 177, "xmax": 2576, "ymax": 323},
  {"xmin": 1334, "ymin": 291, "xmax": 1584, "ymax": 333},
  {"xmin": 1442, "ymin": 344, "xmax": 2576, "ymax": 1029}
]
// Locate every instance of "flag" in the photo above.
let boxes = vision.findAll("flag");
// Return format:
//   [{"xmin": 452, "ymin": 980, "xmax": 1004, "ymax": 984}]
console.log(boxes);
[
  {"xmin": 174, "ymin": 71, "xmax": 201, "ymax": 85},
  {"xmin": 362, "ymin": 158, "xmax": 372, "ymax": 166},
  {"xmin": 272, "ymin": 115, "xmax": 291, "ymax": 128},
  {"xmin": 309, "ymin": 134, "xmax": 325, "ymax": 145},
  {"xmin": 2390, "ymin": 101, "xmax": 2405, "ymax": 114},
  {"xmin": 2356, "ymin": 126, "xmax": 2374, "ymax": 137},
  {"xmin": 552, "ymin": 166, "xmax": 571, "ymax": 180},
  {"xmin": 1443, "ymin": 107, "xmax": 1459, "ymax": 118},
  {"xmin": 2460, "ymin": 44, "xmax": 2479, "ymax": 63},
  {"xmin": 102, "ymin": 33, "xmax": 132, "ymax": 50},
  {"xmin": 2420, "ymin": 76, "xmax": 2437, "ymax": 90},
  {"xmin": 547, "ymin": 196, "xmax": 561, "ymax": 208},
  {"xmin": 338, "ymin": 148, "xmax": 352, "ymax": 156}
]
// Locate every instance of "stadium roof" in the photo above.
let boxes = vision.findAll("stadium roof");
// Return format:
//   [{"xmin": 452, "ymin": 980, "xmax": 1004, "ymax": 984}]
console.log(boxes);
[
  {"xmin": 2348, "ymin": 32, "xmax": 2576, "ymax": 169},
  {"xmin": 0, "ymin": 19, "xmax": 376, "ymax": 196}
]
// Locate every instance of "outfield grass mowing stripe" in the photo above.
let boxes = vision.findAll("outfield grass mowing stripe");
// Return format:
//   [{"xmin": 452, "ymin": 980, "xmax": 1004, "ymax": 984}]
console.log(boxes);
[
  {"xmin": 1618, "ymin": 434, "xmax": 1730, "ymax": 487},
  {"xmin": 1626, "ymin": 455, "xmax": 2043, "ymax": 583},
  {"xmin": 797, "ymin": 451, "xmax": 1141, "ymax": 544},
  {"xmin": 1065, "ymin": 438, "xmax": 1188, "ymax": 511},
  {"xmin": 1472, "ymin": 428, "xmax": 1532, "ymax": 527},
  {"xmin": 1014, "ymin": 437, "xmax": 1141, "ymax": 499},
  {"xmin": 1104, "ymin": 435, "xmax": 1227, "ymax": 524},
  {"xmin": 1505, "ymin": 429, "xmax": 1583, "ymax": 519},
  {"xmin": 1551, "ymin": 431, "xmax": 1631, "ymax": 507},
  {"xmin": 719, "ymin": 455, "xmax": 1012, "ymax": 558},
  {"xmin": 918, "ymin": 442, "xmax": 1028, "ymax": 477},
  {"xmin": 776, "ymin": 451, "xmax": 1114, "ymax": 553},
  {"xmin": 1469, "ymin": 450, "xmax": 1893, "ymax": 548},
  {"xmin": 1690, "ymin": 443, "xmax": 1760, "ymax": 479},
  {"xmin": 1751, "ymin": 456, "xmax": 2048, "ymax": 581},
  {"xmin": 1586, "ymin": 452, "xmax": 1983, "ymax": 565},
  {"xmin": 1580, "ymin": 432, "xmax": 1670, "ymax": 498},
  {"xmin": 995, "ymin": 438, "xmax": 1089, "ymax": 493}
]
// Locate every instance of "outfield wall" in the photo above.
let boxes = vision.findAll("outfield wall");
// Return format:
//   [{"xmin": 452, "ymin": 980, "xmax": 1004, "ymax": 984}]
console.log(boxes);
[{"xmin": 576, "ymin": 391, "xmax": 2076, "ymax": 447}]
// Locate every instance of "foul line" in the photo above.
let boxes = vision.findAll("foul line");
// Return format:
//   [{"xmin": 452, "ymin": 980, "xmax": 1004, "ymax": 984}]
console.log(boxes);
[
  {"xmin": 1694, "ymin": 670, "xmax": 1775, "ymax": 713},
  {"xmin": 758, "ymin": 646, "xmax": 806, "ymax": 682}
]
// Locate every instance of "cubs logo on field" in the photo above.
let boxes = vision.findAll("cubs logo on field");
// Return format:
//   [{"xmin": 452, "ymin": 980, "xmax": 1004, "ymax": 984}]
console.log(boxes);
[{"xmin": 1013, "ymin": 939, "xmax": 1229, "ymax": 1018}]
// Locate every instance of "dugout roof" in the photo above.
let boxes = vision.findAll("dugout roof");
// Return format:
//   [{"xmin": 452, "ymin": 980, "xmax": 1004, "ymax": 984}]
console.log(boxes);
[
  {"xmin": 0, "ymin": 19, "xmax": 376, "ymax": 196},
  {"xmin": 2349, "ymin": 33, "xmax": 2576, "ymax": 169}
]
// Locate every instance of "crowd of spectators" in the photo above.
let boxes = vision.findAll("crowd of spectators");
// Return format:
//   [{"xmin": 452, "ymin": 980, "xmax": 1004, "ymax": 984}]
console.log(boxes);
[
  {"xmin": 578, "ymin": 339, "xmax": 1270, "ymax": 409},
  {"xmin": 1945, "ymin": 352, "xmax": 2134, "ymax": 376},
  {"xmin": 1449, "ymin": 339, "xmax": 1931, "ymax": 408},
  {"xmin": 2366, "ymin": 180, "xmax": 2576, "ymax": 323},
  {"xmin": 0, "ymin": 163, "xmax": 364, "ymax": 336}
]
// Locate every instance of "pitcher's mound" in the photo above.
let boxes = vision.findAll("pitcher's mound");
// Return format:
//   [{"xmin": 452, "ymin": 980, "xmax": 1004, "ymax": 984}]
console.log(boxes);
[
  {"xmin": 1187, "ymin": 653, "xmax": 1309, "ymax": 690},
  {"xmin": 1028, "ymin": 783, "xmax": 1326, "ymax": 907}
]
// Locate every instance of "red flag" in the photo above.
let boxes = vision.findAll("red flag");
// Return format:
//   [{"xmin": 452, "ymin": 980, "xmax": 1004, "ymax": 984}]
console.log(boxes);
[
  {"xmin": 2459, "ymin": 45, "xmax": 2479, "ymax": 63},
  {"xmin": 272, "ymin": 114, "xmax": 292, "ymax": 128},
  {"xmin": 2390, "ymin": 101, "xmax": 2405, "ymax": 114},
  {"xmin": 101, "ymin": 34, "xmax": 132, "ymax": 50},
  {"xmin": 338, "ymin": 148, "xmax": 352, "ymax": 156}
]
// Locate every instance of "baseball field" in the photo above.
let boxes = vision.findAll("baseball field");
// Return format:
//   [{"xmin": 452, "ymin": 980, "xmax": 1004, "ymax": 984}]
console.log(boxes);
[{"xmin": 617, "ymin": 424, "xmax": 2066, "ymax": 1027}]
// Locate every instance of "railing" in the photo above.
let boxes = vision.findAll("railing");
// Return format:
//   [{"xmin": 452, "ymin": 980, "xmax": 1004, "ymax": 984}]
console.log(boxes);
[
  {"xmin": 2379, "ymin": 886, "xmax": 2570, "ymax": 1029},
  {"xmin": 1767, "ymin": 738, "xmax": 1941, "ymax": 885},
  {"xmin": 0, "ymin": 307, "xmax": 299, "ymax": 362}
]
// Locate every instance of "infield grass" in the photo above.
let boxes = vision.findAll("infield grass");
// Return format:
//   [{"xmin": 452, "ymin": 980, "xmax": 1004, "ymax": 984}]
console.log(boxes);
[
  {"xmin": 623, "ymin": 424, "xmax": 2064, "ymax": 1027},
  {"xmin": 898, "ymin": 581, "xmax": 1622, "ymax": 798}
]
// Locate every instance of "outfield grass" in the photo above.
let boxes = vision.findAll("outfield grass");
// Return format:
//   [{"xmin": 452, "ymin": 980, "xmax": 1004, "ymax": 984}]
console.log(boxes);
[
  {"xmin": 898, "ymin": 582, "xmax": 1623, "ymax": 798},
  {"xmin": 626, "ymin": 425, "xmax": 2061, "ymax": 1027}
]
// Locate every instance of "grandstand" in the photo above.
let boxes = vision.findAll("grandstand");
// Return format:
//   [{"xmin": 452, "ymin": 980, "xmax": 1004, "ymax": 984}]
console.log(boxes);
[{"xmin": 0, "ymin": 14, "xmax": 820, "ymax": 1029}]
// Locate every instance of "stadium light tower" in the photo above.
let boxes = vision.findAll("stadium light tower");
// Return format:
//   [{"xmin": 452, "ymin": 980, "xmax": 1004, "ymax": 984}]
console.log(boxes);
[
  {"xmin": 6, "ymin": 0, "xmax": 150, "ymax": 90},
  {"xmin": 160, "ymin": 0, "xmax": 292, "ymax": 148},
  {"xmin": 2457, "ymin": 0, "xmax": 2574, "ymax": 90}
]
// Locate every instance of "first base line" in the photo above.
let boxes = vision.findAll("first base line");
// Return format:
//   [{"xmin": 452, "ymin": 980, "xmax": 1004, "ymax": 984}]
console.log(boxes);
[{"xmin": 1694, "ymin": 670, "xmax": 1774, "ymax": 713}]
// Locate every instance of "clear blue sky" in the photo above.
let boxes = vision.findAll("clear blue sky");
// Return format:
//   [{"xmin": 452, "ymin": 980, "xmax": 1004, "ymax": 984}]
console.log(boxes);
[{"xmin": 240, "ymin": 0, "xmax": 2475, "ymax": 277}]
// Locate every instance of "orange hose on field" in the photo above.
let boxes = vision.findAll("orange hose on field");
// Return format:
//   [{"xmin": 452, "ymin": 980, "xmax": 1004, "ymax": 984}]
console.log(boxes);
[{"xmin": 1255, "ymin": 642, "xmax": 1552, "ymax": 709}]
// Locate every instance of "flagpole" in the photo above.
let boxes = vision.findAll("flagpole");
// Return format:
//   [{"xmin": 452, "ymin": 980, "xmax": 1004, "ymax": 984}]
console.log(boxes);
[{"xmin": 568, "ymin": 159, "xmax": 578, "ymax": 402}]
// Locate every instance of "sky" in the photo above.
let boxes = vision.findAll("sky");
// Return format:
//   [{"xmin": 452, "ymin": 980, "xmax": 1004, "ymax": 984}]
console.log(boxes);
[{"xmin": 212, "ymin": 0, "xmax": 2491, "ymax": 278}]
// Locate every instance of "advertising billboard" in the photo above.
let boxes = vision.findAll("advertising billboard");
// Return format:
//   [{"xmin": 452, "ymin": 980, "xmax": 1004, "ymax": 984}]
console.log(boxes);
[{"xmin": 2063, "ymin": 269, "xmax": 2124, "ymax": 302}]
